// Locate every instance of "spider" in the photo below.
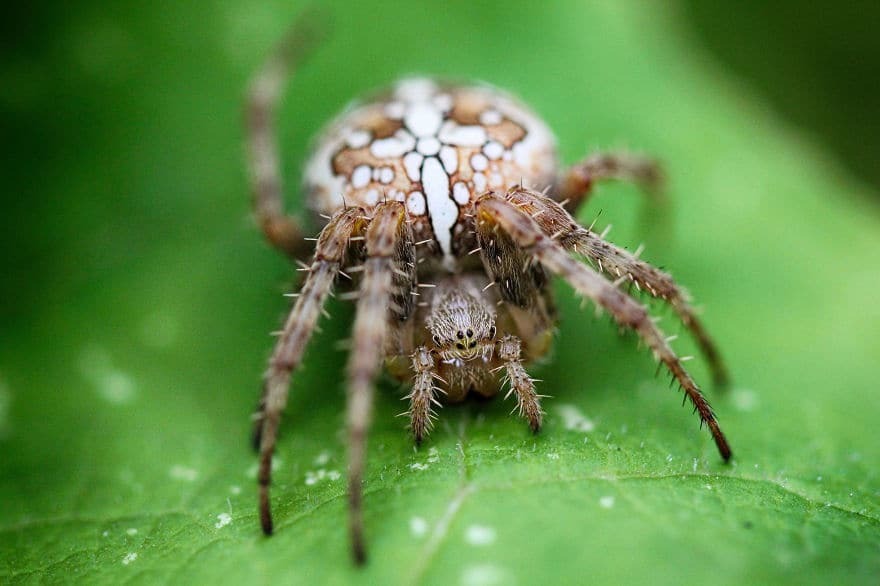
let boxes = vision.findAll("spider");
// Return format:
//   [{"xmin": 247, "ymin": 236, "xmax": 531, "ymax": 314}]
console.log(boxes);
[{"xmin": 244, "ymin": 16, "xmax": 731, "ymax": 565}]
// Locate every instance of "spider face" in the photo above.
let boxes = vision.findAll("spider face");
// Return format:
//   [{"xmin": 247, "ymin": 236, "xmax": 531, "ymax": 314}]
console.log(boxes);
[
  {"xmin": 304, "ymin": 78, "xmax": 557, "ymax": 269},
  {"xmin": 246, "ymin": 19, "xmax": 731, "ymax": 565},
  {"xmin": 426, "ymin": 287, "xmax": 497, "ymax": 362}
]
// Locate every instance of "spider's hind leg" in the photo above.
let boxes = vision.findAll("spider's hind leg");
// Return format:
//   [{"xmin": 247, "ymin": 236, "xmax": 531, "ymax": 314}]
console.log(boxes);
[
  {"xmin": 244, "ymin": 9, "xmax": 326, "ymax": 259},
  {"xmin": 558, "ymin": 151, "xmax": 664, "ymax": 215}
]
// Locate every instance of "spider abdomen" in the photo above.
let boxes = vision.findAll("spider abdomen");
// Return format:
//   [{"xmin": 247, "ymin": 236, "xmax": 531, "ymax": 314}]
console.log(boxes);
[{"xmin": 304, "ymin": 78, "xmax": 558, "ymax": 268}]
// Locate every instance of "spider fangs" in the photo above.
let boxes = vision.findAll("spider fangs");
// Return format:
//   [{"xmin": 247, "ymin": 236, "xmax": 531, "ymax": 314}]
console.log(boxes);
[{"xmin": 245, "ymin": 17, "xmax": 732, "ymax": 565}]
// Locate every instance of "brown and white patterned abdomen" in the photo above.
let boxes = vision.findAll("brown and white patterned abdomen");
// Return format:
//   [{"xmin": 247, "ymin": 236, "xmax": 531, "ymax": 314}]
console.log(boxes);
[{"xmin": 304, "ymin": 78, "xmax": 558, "ymax": 269}]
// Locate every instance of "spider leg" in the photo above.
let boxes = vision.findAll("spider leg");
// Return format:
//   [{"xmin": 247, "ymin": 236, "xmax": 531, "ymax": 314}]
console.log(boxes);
[
  {"xmin": 255, "ymin": 207, "xmax": 366, "ymax": 536},
  {"xmin": 557, "ymin": 150, "xmax": 664, "ymax": 214},
  {"xmin": 244, "ymin": 9, "xmax": 326, "ymax": 259},
  {"xmin": 496, "ymin": 335, "xmax": 543, "ymax": 432},
  {"xmin": 475, "ymin": 196, "xmax": 732, "ymax": 462},
  {"xmin": 406, "ymin": 346, "xmax": 441, "ymax": 444},
  {"xmin": 346, "ymin": 202, "xmax": 413, "ymax": 565},
  {"xmin": 503, "ymin": 187, "xmax": 728, "ymax": 388},
  {"xmin": 477, "ymin": 209, "xmax": 546, "ymax": 310}
]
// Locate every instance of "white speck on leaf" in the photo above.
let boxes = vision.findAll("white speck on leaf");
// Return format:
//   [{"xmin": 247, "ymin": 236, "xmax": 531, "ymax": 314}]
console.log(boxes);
[
  {"xmin": 409, "ymin": 516, "xmax": 429, "ymax": 537},
  {"xmin": 215, "ymin": 513, "xmax": 232, "ymax": 529},
  {"xmin": 122, "ymin": 552, "xmax": 138, "ymax": 565},
  {"xmin": 305, "ymin": 469, "xmax": 341, "ymax": 485},
  {"xmin": 313, "ymin": 451, "xmax": 331, "ymax": 466},
  {"xmin": 599, "ymin": 496, "xmax": 615, "ymax": 509},
  {"xmin": 556, "ymin": 404, "xmax": 595, "ymax": 432},
  {"xmin": 169, "ymin": 465, "xmax": 198, "ymax": 482},
  {"xmin": 547, "ymin": 452, "xmax": 560, "ymax": 460},
  {"xmin": 230, "ymin": 485, "xmax": 241, "ymax": 495},
  {"xmin": 732, "ymin": 388, "xmax": 758, "ymax": 411},
  {"xmin": 126, "ymin": 528, "xmax": 138, "ymax": 536},
  {"xmin": 79, "ymin": 346, "xmax": 137, "ymax": 404},
  {"xmin": 410, "ymin": 448, "xmax": 438, "ymax": 471},
  {"xmin": 461, "ymin": 563, "xmax": 508, "ymax": 586},
  {"xmin": 465, "ymin": 525, "xmax": 496, "ymax": 546}
]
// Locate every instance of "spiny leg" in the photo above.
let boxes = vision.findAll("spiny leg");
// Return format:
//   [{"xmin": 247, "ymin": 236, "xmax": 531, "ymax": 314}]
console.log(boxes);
[
  {"xmin": 572, "ymin": 231, "xmax": 728, "ymax": 387},
  {"xmin": 496, "ymin": 335, "xmax": 543, "ymax": 432},
  {"xmin": 503, "ymin": 187, "xmax": 728, "ymax": 388},
  {"xmin": 255, "ymin": 207, "xmax": 365, "ymax": 536},
  {"xmin": 477, "ymin": 206, "xmax": 546, "ymax": 310},
  {"xmin": 475, "ymin": 196, "xmax": 731, "ymax": 461},
  {"xmin": 406, "ymin": 346, "xmax": 441, "ymax": 444},
  {"xmin": 558, "ymin": 151, "xmax": 664, "ymax": 214},
  {"xmin": 244, "ymin": 9, "xmax": 325, "ymax": 259},
  {"xmin": 346, "ymin": 202, "xmax": 413, "ymax": 564}
]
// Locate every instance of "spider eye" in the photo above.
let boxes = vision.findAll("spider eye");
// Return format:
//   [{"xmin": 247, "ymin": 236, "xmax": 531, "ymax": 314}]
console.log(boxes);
[
  {"xmin": 466, "ymin": 328, "xmax": 473, "ymax": 338},
  {"xmin": 456, "ymin": 331, "xmax": 464, "ymax": 340},
  {"xmin": 489, "ymin": 326, "xmax": 496, "ymax": 338},
  {"xmin": 455, "ymin": 343, "xmax": 465, "ymax": 350},
  {"xmin": 468, "ymin": 341, "xmax": 477, "ymax": 349}
]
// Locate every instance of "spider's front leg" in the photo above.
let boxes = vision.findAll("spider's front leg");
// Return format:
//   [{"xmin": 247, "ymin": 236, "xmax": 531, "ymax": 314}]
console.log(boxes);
[
  {"xmin": 406, "ymin": 346, "xmax": 442, "ymax": 444},
  {"xmin": 346, "ymin": 202, "xmax": 414, "ymax": 565},
  {"xmin": 496, "ymin": 335, "xmax": 543, "ymax": 432},
  {"xmin": 255, "ymin": 207, "xmax": 366, "ymax": 536},
  {"xmin": 244, "ymin": 10, "xmax": 325, "ymax": 259},
  {"xmin": 475, "ymin": 196, "xmax": 732, "ymax": 462},
  {"xmin": 557, "ymin": 151, "xmax": 664, "ymax": 214}
]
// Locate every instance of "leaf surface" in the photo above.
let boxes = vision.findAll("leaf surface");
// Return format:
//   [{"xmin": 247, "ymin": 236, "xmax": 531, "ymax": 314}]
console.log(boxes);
[{"xmin": 1, "ymin": 2, "xmax": 878, "ymax": 585}]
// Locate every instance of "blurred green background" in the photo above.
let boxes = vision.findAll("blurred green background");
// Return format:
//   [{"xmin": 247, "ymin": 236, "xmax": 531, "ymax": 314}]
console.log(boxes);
[{"xmin": 1, "ymin": 1, "xmax": 878, "ymax": 585}]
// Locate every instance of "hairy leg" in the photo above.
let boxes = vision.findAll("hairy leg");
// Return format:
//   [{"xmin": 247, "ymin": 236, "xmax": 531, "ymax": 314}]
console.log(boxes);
[
  {"xmin": 406, "ymin": 346, "xmax": 441, "ymax": 444},
  {"xmin": 346, "ymin": 202, "xmax": 413, "ymax": 564},
  {"xmin": 244, "ymin": 9, "xmax": 325, "ymax": 259},
  {"xmin": 496, "ymin": 335, "xmax": 543, "ymax": 432},
  {"xmin": 477, "ymin": 211, "xmax": 547, "ymax": 310},
  {"xmin": 475, "ymin": 196, "xmax": 731, "ymax": 461},
  {"xmin": 503, "ymin": 187, "xmax": 728, "ymax": 388},
  {"xmin": 255, "ymin": 207, "xmax": 365, "ymax": 535},
  {"xmin": 558, "ymin": 151, "xmax": 664, "ymax": 214}
]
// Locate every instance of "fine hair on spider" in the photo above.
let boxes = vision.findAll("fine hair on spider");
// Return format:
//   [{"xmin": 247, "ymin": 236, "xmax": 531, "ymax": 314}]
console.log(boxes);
[{"xmin": 244, "ymin": 9, "xmax": 732, "ymax": 566}]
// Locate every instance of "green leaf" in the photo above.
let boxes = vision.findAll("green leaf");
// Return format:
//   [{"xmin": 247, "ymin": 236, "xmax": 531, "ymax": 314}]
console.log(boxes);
[{"xmin": 1, "ymin": 2, "xmax": 878, "ymax": 585}]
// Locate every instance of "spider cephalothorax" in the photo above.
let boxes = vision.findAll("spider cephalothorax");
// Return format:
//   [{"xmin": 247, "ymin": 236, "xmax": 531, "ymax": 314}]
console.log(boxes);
[{"xmin": 245, "ymin": 16, "xmax": 731, "ymax": 565}]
